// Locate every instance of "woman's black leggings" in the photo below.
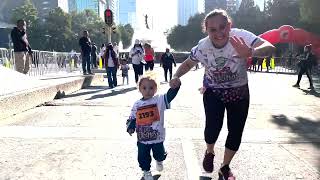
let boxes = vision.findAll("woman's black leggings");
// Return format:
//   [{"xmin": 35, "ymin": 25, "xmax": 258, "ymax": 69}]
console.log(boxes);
[
  {"xmin": 133, "ymin": 63, "xmax": 143, "ymax": 83},
  {"xmin": 203, "ymin": 89, "xmax": 249, "ymax": 151}
]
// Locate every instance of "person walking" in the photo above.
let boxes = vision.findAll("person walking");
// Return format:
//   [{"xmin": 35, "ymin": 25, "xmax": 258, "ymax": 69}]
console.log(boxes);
[
  {"xmin": 11, "ymin": 19, "xmax": 32, "ymax": 74},
  {"xmin": 126, "ymin": 71, "xmax": 180, "ymax": 180},
  {"xmin": 79, "ymin": 30, "xmax": 92, "ymax": 75},
  {"xmin": 120, "ymin": 59, "xmax": 130, "ymax": 85},
  {"xmin": 169, "ymin": 9, "xmax": 275, "ymax": 179},
  {"xmin": 104, "ymin": 43, "xmax": 119, "ymax": 88},
  {"xmin": 160, "ymin": 48, "xmax": 176, "ymax": 82},
  {"xmin": 99, "ymin": 43, "xmax": 106, "ymax": 68},
  {"xmin": 144, "ymin": 43, "xmax": 155, "ymax": 71},
  {"xmin": 293, "ymin": 44, "xmax": 315, "ymax": 89},
  {"xmin": 129, "ymin": 39, "xmax": 144, "ymax": 83}
]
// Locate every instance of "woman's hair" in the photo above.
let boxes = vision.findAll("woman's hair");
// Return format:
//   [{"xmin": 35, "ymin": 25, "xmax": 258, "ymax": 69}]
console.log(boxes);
[
  {"xmin": 202, "ymin": 9, "xmax": 232, "ymax": 32},
  {"xmin": 138, "ymin": 71, "xmax": 159, "ymax": 90}
]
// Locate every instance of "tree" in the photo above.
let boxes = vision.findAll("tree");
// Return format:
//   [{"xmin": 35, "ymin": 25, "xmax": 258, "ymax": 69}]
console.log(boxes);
[
  {"xmin": 167, "ymin": 13, "xmax": 206, "ymax": 51},
  {"xmin": 71, "ymin": 10, "xmax": 108, "ymax": 51},
  {"xmin": 10, "ymin": 0, "xmax": 41, "ymax": 49},
  {"xmin": 299, "ymin": 0, "xmax": 320, "ymax": 24},
  {"xmin": 44, "ymin": 7, "xmax": 73, "ymax": 51},
  {"xmin": 118, "ymin": 24, "xmax": 134, "ymax": 49},
  {"xmin": 11, "ymin": 0, "xmax": 38, "ymax": 27},
  {"xmin": 233, "ymin": 0, "xmax": 265, "ymax": 35},
  {"xmin": 299, "ymin": 0, "xmax": 320, "ymax": 34},
  {"xmin": 264, "ymin": 0, "xmax": 300, "ymax": 29}
]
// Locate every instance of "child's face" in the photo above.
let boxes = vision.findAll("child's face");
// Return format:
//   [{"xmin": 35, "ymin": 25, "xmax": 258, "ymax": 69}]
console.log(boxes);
[
  {"xmin": 139, "ymin": 79, "xmax": 157, "ymax": 99},
  {"xmin": 206, "ymin": 15, "xmax": 231, "ymax": 48}
]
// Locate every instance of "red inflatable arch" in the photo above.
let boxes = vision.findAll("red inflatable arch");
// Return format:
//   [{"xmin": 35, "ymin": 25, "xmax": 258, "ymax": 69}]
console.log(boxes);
[{"xmin": 259, "ymin": 25, "xmax": 320, "ymax": 57}]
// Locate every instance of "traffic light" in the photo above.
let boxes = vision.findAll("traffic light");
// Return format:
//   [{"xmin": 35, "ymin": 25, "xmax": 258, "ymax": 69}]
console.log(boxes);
[{"xmin": 104, "ymin": 9, "xmax": 113, "ymax": 26}]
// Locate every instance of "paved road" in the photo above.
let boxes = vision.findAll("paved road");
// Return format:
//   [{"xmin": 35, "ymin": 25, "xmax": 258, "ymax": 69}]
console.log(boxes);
[{"xmin": 0, "ymin": 66, "xmax": 319, "ymax": 180}]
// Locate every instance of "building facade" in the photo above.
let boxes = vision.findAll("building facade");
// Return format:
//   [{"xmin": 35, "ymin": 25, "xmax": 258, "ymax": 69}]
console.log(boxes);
[
  {"xmin": 32, "ymin": 0, "xmax": 69, "ymax": 18},
  {"xmin": 75, "ymin": 0, "xmax": 108, "ymax": 19},
  {"xmin": 116, "ymin": 0, "xmax": 136, "ymax": 27},
  {"xmin": 178, "ymin": 0, "xmax": 204, "ymax": 26}
]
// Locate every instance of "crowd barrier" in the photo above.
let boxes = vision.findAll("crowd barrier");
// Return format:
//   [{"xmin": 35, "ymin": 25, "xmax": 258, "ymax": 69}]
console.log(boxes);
[
  {"xmin": 0, "ymin": 48, "xmax": 81, "ymax": 76},
  {"xmin": 1, "ymin": 48, "xmax": 319, "ymax": 76}
]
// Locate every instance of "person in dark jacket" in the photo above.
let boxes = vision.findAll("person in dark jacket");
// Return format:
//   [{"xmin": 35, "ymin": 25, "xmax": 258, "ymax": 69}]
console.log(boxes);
[
  {"xmin": 91, "ymin": 43, "xmax": 97, "ymax": 68},
  {"xmin": 79, "ymin": 30, "xmax": 92, "ymax": 75},
  {"xmin": 10, "ymin": 19, "xmax": 32, "ymax": 74},
  {"xmin": 293, "ymin": 44, "xmax": 314, "ymax": 89},
  {"xmin": 104, "ymin": 43, "xmax": 119, "ymax": 88},
  {"xmin": 160, "ymin": 48, "xmax": 176, "ymax": 82}
]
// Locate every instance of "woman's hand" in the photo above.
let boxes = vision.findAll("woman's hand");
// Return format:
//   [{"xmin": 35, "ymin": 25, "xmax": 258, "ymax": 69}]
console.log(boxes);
[
  {"xmin": 230, "ymin": 36, "xmax": 252, "ymax": 58},
  {"xmin": 169, "ymin": 76, "xmax": 181, "ymax": 89}
]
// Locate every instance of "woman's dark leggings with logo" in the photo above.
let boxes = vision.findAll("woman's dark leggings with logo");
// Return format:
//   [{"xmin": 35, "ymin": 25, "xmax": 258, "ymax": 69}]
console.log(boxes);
[{"xmin": 203, "ymin": 89, "xmax": 249, "ymax": 151}]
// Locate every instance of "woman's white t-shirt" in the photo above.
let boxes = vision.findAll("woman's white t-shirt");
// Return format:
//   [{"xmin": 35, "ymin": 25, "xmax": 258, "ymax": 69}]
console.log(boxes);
[{"xmin": 190, "ymin": 28, "xmax": 261, "ymax": 88}]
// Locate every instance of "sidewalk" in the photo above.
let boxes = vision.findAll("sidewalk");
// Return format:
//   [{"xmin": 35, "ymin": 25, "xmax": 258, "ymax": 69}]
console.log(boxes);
[
  {"xmin": 0, "ymin": 65, "xmax": 319, "ymax": 179},
  {"xmin": 0, "ymin": 67, "xmax": 104, "ymax": 120}
]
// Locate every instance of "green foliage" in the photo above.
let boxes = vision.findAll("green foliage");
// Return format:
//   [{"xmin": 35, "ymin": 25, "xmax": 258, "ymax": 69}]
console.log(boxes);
[
  {"xmin": 299, "ymin": 0, "xmax": 320, "ymax": 24},
  {"xmin": 233, "ymin": 0, "xmax": 265, "ymax": 35},
  {"xmin": 264, "ymin": 0, "xmax": 300, "ymax": 29},
  {"xmin": 11, "ymin": 0, "xmax": 38, "ymax": 27},
  {"xmin": 167, "ymin": 13, "xmax": 206, "ymax": 51},
  {"xmin": 299, "ymin": 0, "xmax": 320, "ymax": 34},
  {"xmin": 118, "ymin": 24, "xmax": 134, "ymax": 49},
  {"xmin": 71, "ymin": 10, "xmax": 107, "ymax": 51},
  {"xmin": 44, "ymin": 7, "xmax": 73, "ymax": 51}
]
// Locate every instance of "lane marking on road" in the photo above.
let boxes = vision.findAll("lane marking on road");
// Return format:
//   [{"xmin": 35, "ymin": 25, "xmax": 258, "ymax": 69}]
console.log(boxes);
[{"xmin": 182, "ymin": 139, "xmax": 202, "ymax": 180}]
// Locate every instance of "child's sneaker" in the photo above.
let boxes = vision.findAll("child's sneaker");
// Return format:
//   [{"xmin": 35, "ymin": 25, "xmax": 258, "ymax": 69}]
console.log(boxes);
[
  {"xmin": 156, "ymin": 161, "xmax": 163, "ymax": 171},
  {"xmin": 143, "ymin": 170, "xmax": 153, "ymax": 180},
  {"xmin": 218, "ymin": 164, "xmax": 235, "ymax": 180}
]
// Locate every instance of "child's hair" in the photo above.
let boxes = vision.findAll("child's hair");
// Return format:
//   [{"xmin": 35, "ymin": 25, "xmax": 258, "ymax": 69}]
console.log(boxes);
[
  {"xmin": 121, "ymin": 58, "xmax": 127, "ymax": 64},
  {"xmin": 138, "ymin": 71, "xmax": 159, "ymax": 90},
  {"xmin": 202, "ymin": 9, "xmax": 232, "ymax": 32}
]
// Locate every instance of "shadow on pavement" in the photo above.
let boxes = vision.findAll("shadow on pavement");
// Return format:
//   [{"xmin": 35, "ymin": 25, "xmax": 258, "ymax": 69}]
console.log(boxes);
[
  {"xmin": 140, "ymin": 174, "xmax": 161, "ymax": 180},
  {"xmin": 301, "ymin": 89, "xmax": 320, "ymax": 97},
  {"xmin": 86, "ymin": 87, "xmax": 137, "ymax": 100},
  {"xmin": 271, "ymin": 114, "xmax": 320, "ymax": 171},
  {"xmin": 61, "ymin": 86, "xmax": 108, "ymax": 99}
]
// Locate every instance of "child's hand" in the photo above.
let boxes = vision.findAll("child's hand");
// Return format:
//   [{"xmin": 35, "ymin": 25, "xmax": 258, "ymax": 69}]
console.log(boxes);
[
  {"xmin": 169, "ymin": 77, "xmax": 181, "ymax": 89},
  {"xmin": 198, "ymin": 87, "xmax": 206, "ymax": 94},
  {"xmin": 127, "ymin": 129, "xmax": 135, "ymax": 136}
]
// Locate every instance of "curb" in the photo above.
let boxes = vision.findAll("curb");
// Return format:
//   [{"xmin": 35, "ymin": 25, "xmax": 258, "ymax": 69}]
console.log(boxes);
[{"xmin": 0, "ymin": 74, "xmax": 104, "ymax": 120}]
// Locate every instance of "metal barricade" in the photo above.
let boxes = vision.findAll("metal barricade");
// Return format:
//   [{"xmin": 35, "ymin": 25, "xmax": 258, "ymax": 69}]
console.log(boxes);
[{"xmin": 0, "ymin": 48, "xmax": 14, "ymax": 69}]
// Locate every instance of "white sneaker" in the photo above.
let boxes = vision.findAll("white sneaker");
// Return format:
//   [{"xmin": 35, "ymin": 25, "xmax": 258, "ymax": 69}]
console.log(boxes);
[
  {"xmin": 143, "ymin": 170, "xmax": 153, "ymax": 180},
  {"xmin": 156, "ymin": 161, "xmax": 163, "ymax": 172}
]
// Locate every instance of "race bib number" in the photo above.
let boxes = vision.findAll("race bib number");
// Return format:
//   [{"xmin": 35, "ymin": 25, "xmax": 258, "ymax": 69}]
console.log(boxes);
[{"xmin": 136, "ymin": 104, "xmax": 160, "ymax": 125}]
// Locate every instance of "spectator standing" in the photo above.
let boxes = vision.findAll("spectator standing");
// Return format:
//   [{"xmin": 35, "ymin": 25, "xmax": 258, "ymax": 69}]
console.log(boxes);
[
  {"xmin": 91, "ymin": 43, "xmax": 98, "ymax": 68},
  {"xmin": 79, "ymin": 30, "xmax": 92, "ymax": 75},
  {"xmin": 11, "ymin": 19, "xmax": 32, "ymax": 74}
]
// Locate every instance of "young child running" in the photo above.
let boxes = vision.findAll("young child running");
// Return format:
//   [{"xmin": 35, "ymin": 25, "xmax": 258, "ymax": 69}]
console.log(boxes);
[
  {"xmin": 120, "ymin": 59, "xmax": 130, "ymax": 85},
  {"xmin": 126, "ymin": 71, "xmax": 180, "ymax": 180}
]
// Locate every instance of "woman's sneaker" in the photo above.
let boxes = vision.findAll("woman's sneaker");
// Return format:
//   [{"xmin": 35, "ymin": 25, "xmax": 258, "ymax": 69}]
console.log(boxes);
[
  {"xmin": 202, "ymin": 151, "xmax": 215, "ymax": 173},
  {"xmin": 156, "ymin": 161, "xmax": 164, "ymax": 172},
  {"xmin": 143, "ymin": 170, "xmax": 153, "ymax": 180},
  {"xmin": 218, "ymin": 164, "xmax": 235, "ymax": 180}
]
